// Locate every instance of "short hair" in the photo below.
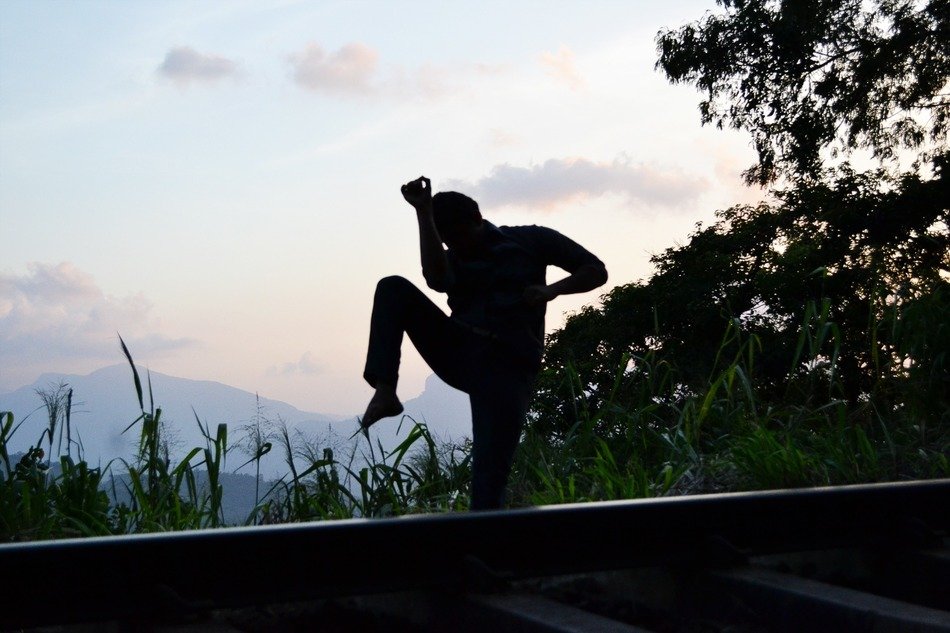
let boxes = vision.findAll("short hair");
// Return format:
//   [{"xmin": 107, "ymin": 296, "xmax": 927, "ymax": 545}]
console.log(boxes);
[{"xmin": 432, "ymin": 191, "xmax": 480, "ymax": 231}]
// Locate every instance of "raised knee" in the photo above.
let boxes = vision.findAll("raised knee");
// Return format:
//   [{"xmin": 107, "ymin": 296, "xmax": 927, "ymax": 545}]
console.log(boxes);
[
  {"xmin": 379, "ymin": 274, "xmax": 410, "ymax": 286},
  {"xmin": 376, "ymin": 275, "xmax": 413, "ymax": 293}
]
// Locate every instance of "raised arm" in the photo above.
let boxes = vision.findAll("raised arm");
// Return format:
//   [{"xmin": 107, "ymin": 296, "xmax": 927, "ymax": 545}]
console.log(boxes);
[{"xmin": 401, "ymin": 176, "xmax": 452, "ymax": 290}]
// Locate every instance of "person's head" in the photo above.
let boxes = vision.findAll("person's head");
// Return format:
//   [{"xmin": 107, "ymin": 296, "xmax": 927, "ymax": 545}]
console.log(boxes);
[{"xmin": 432, "ymin": 191, "xmax": 484, "ymax": 255}]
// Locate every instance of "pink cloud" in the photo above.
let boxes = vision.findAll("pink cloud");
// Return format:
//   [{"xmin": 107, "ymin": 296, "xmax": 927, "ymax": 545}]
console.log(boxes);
[
  {"xmin": 539, "ymin": 45, "xmax": 585, "ymax": 91},
  {"xmin": 289, "ymin": 42, "xmax": 378, "ymax": 95},
  {"xmin": 288, "ymin": 42, "xmax": 509, "ymax": 100}
]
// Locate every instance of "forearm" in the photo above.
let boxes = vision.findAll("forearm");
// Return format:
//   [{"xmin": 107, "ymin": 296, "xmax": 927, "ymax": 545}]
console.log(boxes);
[
  {"xmin": 546, "ymin": 263, "xmax": 608, "ymax": 298},
  {"xmin": 416, "ymin": 205, "xmax": 451, "ymax": 287}
]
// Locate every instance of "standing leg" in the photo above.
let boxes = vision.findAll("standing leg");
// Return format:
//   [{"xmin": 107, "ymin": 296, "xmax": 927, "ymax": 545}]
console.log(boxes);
[{"xmin": 468, "ymin": 351, "xmax": 536, "ymax": 510}]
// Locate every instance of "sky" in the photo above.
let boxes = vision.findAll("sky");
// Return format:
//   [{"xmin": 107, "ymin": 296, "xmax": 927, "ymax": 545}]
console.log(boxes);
[{"xmin": 0, "ymin": 0, "xmax": 765, "ymax": 416}]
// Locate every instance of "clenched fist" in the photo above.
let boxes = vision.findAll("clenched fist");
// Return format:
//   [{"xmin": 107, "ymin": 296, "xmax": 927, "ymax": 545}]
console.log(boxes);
[{"xmin": 401, "ymin": 176, "xmax": 431, "ymax": 211}]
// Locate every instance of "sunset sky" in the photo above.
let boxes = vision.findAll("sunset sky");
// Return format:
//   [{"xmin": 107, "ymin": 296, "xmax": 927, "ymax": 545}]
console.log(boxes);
[{"xmin": 0, "ymin": 0, "xmax": 765, "ymax": 415}]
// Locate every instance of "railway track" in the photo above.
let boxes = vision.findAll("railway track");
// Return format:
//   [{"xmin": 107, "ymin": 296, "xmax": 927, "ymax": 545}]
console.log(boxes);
[{"xmin": 3, "ymin": 479, "xmax": 949, "ymax": 632}]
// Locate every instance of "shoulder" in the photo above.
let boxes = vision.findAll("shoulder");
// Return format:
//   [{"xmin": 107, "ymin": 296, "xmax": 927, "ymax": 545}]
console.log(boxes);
[
  {"xmin": 499, "ymin": 224, "xmax": 603, "ymax": 271},
  {"xmin": 498, "ymin": 224, "xmax": 574, "ymax": 249},
  {"xmin": 497, "ymin": 224, "xmax": 561, "ymax": 243}
]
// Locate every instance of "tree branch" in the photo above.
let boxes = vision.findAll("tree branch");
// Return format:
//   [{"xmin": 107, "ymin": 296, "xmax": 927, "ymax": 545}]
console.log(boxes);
[{"xmin": 802, "ymin": 46, "xmax": 865, "ymax": 75}]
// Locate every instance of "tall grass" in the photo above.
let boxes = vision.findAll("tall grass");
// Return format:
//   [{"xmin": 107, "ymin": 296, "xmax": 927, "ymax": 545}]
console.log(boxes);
[
  {"xmin": 0, "ymin": 409, "xmax": 112, "ymax": 541},
  {"xmin": 510, "ymin": 301, "xmax": 949, "ymax": 505},
  {"xmin": 252, "ymin": 417, "xmax": 471, "ymax": 524},
  {"xmin": 0, "ymin": 342, "xmax": 472, "ymax": 540},
  {"xmin": 1, "ymin": 299, "xmax": 947, "ymax": 541},
  {"xmin": 110, "ymin": 336, "xmax": 229, "ymax": 533}
]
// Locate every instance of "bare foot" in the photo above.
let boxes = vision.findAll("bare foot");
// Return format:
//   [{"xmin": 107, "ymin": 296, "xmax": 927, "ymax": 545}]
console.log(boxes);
[{"xmin": 360, "ymin": 386, "xmax": 404, "ymax": 430}]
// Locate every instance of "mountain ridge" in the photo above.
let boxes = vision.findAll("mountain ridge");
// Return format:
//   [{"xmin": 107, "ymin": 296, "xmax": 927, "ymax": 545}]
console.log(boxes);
[{"xmin": 0, "ymin": 364, "xmax": 472, "ymax": 478}]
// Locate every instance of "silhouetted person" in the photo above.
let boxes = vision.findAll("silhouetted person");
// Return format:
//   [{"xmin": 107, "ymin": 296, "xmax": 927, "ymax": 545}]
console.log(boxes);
[{"xmin": 361, "ymin": 176, "xmax": 608, "ymax": 510}]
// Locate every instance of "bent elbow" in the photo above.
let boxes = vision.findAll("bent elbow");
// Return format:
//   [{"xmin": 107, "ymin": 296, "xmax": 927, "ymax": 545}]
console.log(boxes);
[
  {"xmin": 596, "ymin": 264, "xmax": 608, "ymax": 287},
  {"xmin": 589, "ymin": 263, "xmax": 608, "ymax": 289}
]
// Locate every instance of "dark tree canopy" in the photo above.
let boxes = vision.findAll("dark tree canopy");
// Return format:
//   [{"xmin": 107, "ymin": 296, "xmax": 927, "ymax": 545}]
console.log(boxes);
[
  {"xmin": 534, "ymin": 158, "xmax": 948, "ymax": 438},
  {"xmin": 530, "ymin": 0, "xmax": 949, "ymax": 443},
  {"xmin": 657, "ymin": 0, "xmax": 950, "ymax": 184}
]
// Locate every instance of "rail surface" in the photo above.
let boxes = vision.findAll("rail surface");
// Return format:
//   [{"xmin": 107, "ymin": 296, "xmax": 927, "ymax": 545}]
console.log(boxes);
[{"xmin": 2, "ymin": 479, "xmax": 949, "ymax": 631}]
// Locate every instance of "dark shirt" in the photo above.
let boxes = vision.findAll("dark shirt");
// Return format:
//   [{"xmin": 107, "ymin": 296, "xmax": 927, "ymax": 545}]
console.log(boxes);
[{"xmin": 429, "ymin": 221, "xmax": 604, "ymax": 370}]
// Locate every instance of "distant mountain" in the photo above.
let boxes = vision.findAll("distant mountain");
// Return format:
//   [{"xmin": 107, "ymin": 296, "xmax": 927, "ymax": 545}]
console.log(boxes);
[
  {"xmin": 384, "ymin": 373, "xmax": 472, "ymax": 443},
  {"xmin": 0, "ymin": 364, "xmax": 340, "ymax": 468},
  {"xmin": 0, "ymin": 365, "xmax": 473, "ymax": 480}
]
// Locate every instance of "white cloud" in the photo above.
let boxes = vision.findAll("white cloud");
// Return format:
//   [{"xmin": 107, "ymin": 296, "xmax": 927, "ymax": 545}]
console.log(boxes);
[
  {"xmin": 157, "ymin": 47, "xmax": 239, "ymax": 86},
  {"xmin": 539, "ymin": 45, "xmax": 585, "ymax": 91},
  {"xmin": 289, "ymin": 42, "xmax": 378, "ymax": 95},
  {"xmin": 442, "ymin": 156, "xmax": 708, "ymax": 212},
  {"xmin": 0, "ymin": 263, "xmax": 194, "ymax": 385}
]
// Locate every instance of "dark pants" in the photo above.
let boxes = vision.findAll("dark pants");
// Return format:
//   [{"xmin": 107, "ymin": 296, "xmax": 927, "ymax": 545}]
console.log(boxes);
[{"xmin": 363, "ymin": 275, "xmax": 536, "ymax": 510}]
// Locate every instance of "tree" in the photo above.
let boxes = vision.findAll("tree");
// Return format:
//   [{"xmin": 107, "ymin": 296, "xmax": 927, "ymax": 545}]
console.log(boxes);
[
  {"xmin": 535, "ymin": 161, "xmax": 947, "ymax": 439},
  {"xmin": 530, "ymin": 0, "xmax": 949, "ymax": 440},
  {"xmin": 656, "ymin": 0, "xmax": 950, "ymax": 184}
]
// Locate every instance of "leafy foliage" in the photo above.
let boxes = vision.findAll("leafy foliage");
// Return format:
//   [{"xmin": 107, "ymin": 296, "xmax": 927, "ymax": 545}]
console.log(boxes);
[
  {"xmin": 536, "ymin": 0, "xmax": 948, "ymax": 439},
  {"xmin": 657, "ymin": 0, "xmax": 950, "ymax": 183},
  {"xmin": 525, "ymin": 0, "xmax": 949, "ymax": 501}
]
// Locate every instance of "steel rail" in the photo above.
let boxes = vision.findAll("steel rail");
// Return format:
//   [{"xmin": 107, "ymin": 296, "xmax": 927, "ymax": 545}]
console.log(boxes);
[{"xmin": 2, "ymin": 479, "xmax": 948, "ymax": 628}]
